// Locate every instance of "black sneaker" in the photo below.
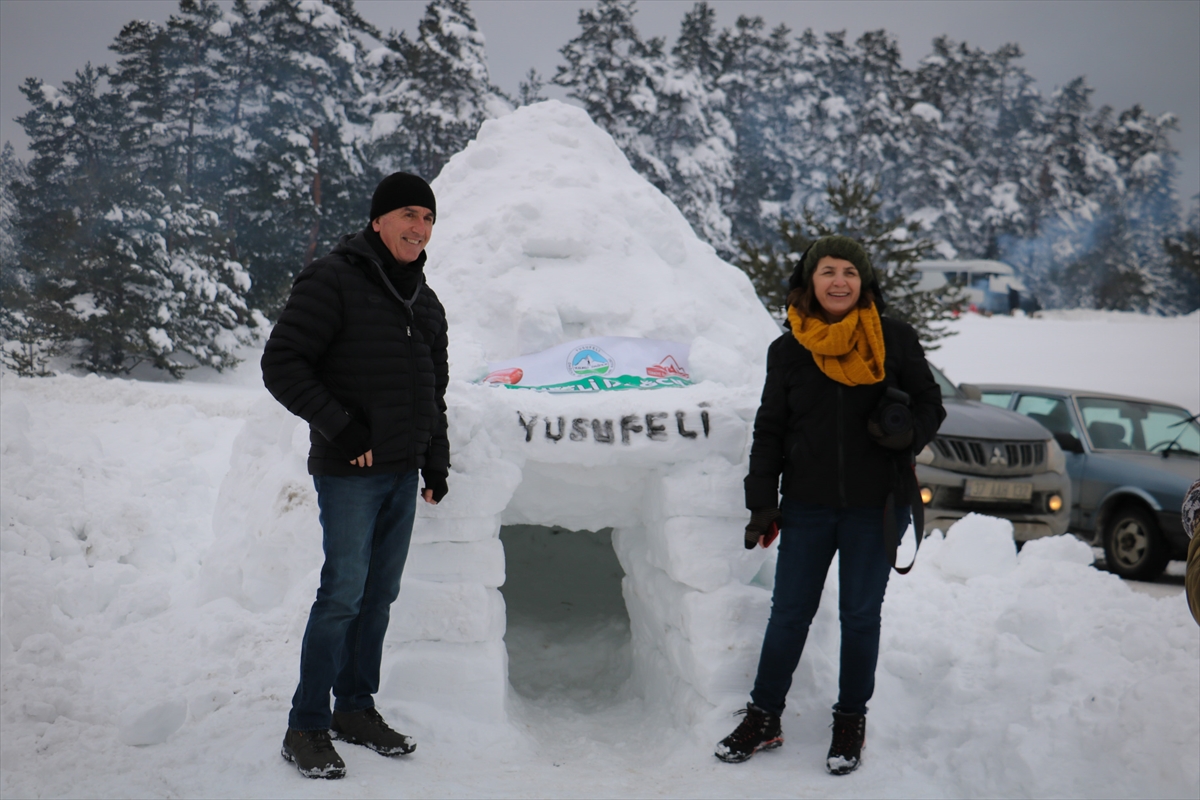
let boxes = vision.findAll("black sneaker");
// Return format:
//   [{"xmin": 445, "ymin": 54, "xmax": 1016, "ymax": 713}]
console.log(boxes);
[
  {"xmin": 281, "ymin": 728, "xmax": 345, "ymax": 779},
  {"xmin": 826, "ymin": 710, "xmax": 866, "ymax": 775},
  {"xmin": 714, "ymin": 702, "xmax": 783, "ymax": 763},
  {"xmin": 331, "ymin": 707, "xmax": 416, "ymax": 756}
]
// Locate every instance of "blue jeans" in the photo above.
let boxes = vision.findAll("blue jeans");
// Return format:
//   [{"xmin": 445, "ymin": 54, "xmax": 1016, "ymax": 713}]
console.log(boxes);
[
  {"xmin": 288, "ymin": 470, "xmax": 419, "ymax": 731},
  {"xmin": 749, "ymin": 498, "xmax": 906, "ymax": 717}
]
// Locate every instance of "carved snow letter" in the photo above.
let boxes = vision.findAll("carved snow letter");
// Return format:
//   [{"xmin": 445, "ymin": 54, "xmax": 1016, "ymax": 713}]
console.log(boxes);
[
  {"xmin": 545, "ymin": 416, "xmax": 565, "ymax": 442},
  {"xmin": 518, "ymin": 412, "xmax": 539, "ymax": 442},
  {"xmin": 620, "ymin": 415, "xmax": 644, "ymax": 445},
  {"xmin": 675, "ymin": 411, "xmax": 698, "ymax": 439},
  {"xmin": 645, "ymin": 412, "xmax": 668, "ymax": 441},
  {"xmin": 570, "ymin": 418, "xmax": 589, "ymax": 441},
  {"xmin": 592, "ymin": 419, "xmax": 615, "ymax": 444},
  {"xmin": 701, "ymin": 410, "xmax": 711, "ymax": 437}
]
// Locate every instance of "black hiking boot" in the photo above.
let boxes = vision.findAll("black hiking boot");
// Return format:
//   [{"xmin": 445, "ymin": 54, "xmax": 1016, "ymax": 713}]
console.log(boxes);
[
  {"xmin": 826, "ymin": 710, "xmax": 866, "ymax": 775},
  {"xmin": 331, "ymin": 707, "xmax": 416, "ymax": 756},
  {"xmin": 281, "ymin": 728, "xmax": 345, "ymax": 779},
  {"xmin": 714, "ymin": 702, "xmax": 783, "ymax": 763}
]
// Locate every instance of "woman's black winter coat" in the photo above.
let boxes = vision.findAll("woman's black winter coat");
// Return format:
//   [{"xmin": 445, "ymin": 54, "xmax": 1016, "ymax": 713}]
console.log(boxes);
[
  {"xmin": 261, "ymin": 231, "xmax": 449, "ymax": 478},
  {"xmin": 744, "ymin": 315, "xmax": 945, "ymax": 511}
]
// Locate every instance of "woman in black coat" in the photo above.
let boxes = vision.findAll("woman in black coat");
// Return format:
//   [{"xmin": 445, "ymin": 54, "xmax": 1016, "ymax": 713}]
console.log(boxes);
[{"xmin": 715, "ymin": 235, "xmax": 945, "ymax": 774}]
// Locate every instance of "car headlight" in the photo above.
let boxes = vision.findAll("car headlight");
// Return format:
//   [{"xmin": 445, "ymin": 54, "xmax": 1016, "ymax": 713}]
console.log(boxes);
[
  {"xmin": 1045, "ymin": 437, "xmax": 1066, "ymax": 473},
  {"xmin": 916, "ymin": 444, "xmax": 935, "ymax": 465}
]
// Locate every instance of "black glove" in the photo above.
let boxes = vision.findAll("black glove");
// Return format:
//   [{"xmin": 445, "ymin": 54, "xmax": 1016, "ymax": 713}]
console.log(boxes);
[
  {"xmin": 330, "ymin": 419, "xmax": 372, "ymax": 461},
  {"xmin": 422, "ymin": 471, "xmax": 448, "ymax": 503},
  {"xmin": 744, "ymin": 508, "xmax": 781, "ymax": 550},
  {"xmin": 867, "ymin": 418, "xmax": 913, "ymax": 451}
]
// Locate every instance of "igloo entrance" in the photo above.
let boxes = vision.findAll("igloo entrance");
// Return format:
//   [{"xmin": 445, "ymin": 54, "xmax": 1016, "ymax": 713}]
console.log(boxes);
[{"xmin": 499, "ymin": 525, "xmax": 631, "ymax": 708}]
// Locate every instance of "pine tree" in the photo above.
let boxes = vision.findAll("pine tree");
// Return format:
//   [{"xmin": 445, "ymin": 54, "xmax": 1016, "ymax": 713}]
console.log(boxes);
[
  {"xmin": 556, "ymin": 0, "xmax": 734, "ymax": 251},
  {"xmin": 7, "ymin": 64, "xmax": 256, "ymax": 377},
  {"xmin": 0, "ymin": 142, "xmax": 24, "ymax": 284},
  {"xmin": 716, "ymin": 16, "xmax": 793, "ymax": 246},
  {"xmin": 0, "ymin": 141, "xmax": 54, "ymax": 376},
  {"xmin": 1093, "ymin": 104, "xmax": 1181, "ymax": 312},
  {"xmin": 661, "ymin": 2, "xmax": 735, "ymax": 251},
  {"xmin": 367, "ymin": 0, "xmax": 510, "ymax": 182},
  {"xmin": 517, "ymin": 68, "xmax": 546, "ymax": 106},
  {"xmin": 738, "ymin": 174, "xmax": 963, "ymax": 348},
  {"xmin": 1163, "ymin": 201, "xmax": 1199, "ymax": 313}
]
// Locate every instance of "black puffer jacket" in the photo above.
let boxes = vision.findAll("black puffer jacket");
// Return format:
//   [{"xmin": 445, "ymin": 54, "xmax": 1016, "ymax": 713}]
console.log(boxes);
[
  {"xmin": 744, "ymin": 316, "xmax": 944, "ymax": 510},
  {"xmin": 261, "ymin": 230, "xmax": 449, "ymax": 478}
]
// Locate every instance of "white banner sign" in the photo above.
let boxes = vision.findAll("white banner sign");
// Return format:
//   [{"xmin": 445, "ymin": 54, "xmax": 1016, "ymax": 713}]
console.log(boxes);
[{"xmin": 482, "ymin": 336, "xmax": 692, "ymax": 392}]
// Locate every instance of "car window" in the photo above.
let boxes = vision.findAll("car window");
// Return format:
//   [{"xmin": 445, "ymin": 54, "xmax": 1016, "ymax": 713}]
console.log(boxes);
[
  {"xmin": 1143, "ymin": 407, "xmax": 1200, "ymax": 454},
  {"xmin": 1016, "ymin": 394, "xmax": 1084, "ymax": 451},
  {"xmin": 1015, "ymin": 395, "xmax": 1080, "ymax": 438},
  {"xmin": 980, "ymin": 392, "xmax": 1013, "ymax": 409},
  {"xmin": 1077, "ymin": 397, "xmax": 1200, "ymax": 453},
  {"xmin": 926, "ymin": 363, "xmax": 962, "ymax": 399}
]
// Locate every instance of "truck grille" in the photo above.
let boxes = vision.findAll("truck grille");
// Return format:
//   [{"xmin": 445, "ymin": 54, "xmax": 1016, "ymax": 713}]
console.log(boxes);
[{"xmin": 931, "ymin": 437, "xmax": 1045, "ymax": 476}]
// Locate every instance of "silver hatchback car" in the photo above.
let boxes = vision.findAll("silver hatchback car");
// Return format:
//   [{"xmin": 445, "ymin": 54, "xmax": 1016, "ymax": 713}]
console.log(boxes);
[{"xmin": 974, "ymin": 384, "xmax": 1200, "ymax": 580}]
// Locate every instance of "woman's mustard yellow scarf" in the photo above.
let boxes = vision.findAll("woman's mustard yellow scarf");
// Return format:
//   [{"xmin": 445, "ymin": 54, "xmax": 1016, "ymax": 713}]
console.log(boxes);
[{"xmin": 788, "ymin": 303, "xmax": 886, "ymax": 386}]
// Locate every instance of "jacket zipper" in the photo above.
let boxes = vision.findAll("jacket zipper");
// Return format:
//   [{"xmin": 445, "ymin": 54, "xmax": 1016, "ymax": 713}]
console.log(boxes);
[
  {"xmin": 404, "ymin": 306, "xmax": 416, "ymax": 465},
  {"xmin": 837, "ymin": 385, "xmax": 847, "ymax": 507}
]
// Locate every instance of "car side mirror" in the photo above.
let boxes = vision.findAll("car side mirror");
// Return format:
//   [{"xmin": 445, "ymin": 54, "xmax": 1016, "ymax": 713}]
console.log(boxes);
[
  {"xmin": 958, "ymin": 383, "xmax": 982, "ymax": 401},
  {"xmin": 1053, "ymin": 431, "xmax": 1084, "ymax": 454}
]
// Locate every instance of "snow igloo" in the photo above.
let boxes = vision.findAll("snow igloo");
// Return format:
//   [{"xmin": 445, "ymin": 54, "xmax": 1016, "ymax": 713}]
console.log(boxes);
[{"xmin": 208, "ymin": 101, "xmax": 784, "ymax": 728}]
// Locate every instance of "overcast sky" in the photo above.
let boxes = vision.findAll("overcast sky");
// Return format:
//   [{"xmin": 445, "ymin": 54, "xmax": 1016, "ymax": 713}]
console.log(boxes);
[{"xmin": 2, "ymin": 0, "xmax": 1197, "ymax": 204}]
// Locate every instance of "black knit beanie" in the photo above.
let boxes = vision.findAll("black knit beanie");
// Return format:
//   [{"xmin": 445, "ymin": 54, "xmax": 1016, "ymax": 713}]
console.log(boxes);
[
  {"xmin": 787, "ymin": 235, "xmax": 874, "ymax": 291},
  {"xmin": 370, "ymin": 172, "xmax": 436, "ymax": 222}
]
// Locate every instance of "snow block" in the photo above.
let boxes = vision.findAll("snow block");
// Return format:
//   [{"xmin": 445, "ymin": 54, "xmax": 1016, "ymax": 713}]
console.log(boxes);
[
  {"xmin": 405, "ymin": 540, "xmax": 506, "ymax": 587},
  {"xmin": 504, "ymin": 462, "xmax": 651, "ymax": 531},
  {"xmin": 653, "ymin": 459, "xmax": 746, "ymax": 519},
  {"xmin": 203, "ymin": 397, "xmax": 323, "ymax": 612},
  {"xmin": 417, "ymin": 458, "xmax": 522, "ymax": 519},
  {"xmin": 645, "ymin": 516, "xmax": 768, "ymax": 592},
  {"xmin": 617, "ymin": 530, "xmax": 771, "ymax": 706},
  {"xmin": 378, "ymin": 640, "xmax": 508, "ymax": 723},
  {"xmin": 411, "ymin": 514, "xmax": 501, "ymax": 544},
  {"xmin": 387, "ymin": 580, "xmax": 505, "ymax": 644}
]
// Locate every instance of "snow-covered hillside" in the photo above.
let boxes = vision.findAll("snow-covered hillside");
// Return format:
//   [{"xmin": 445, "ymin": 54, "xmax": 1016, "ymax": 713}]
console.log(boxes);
[{"xmin": 2, "ymin": 99, "xmax": 1197, "ymax": 800}]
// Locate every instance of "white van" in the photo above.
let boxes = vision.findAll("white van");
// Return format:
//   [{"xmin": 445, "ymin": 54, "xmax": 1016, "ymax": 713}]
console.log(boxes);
[{"xmin": 912, "ymin": 259, "xmax": 1036, "ymax": 314}]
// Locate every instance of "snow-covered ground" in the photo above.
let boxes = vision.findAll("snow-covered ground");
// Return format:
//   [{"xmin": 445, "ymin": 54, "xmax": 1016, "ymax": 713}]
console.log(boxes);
[
  {"xmin": 2, "ymin": 313, "xmax": 1197, "ymax": 800},
  {"xmin": 2, "ymin": 100, "xmax": 1198, "ymax": 798}
]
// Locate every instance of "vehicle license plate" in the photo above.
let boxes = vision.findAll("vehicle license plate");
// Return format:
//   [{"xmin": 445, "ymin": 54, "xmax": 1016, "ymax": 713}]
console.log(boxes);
[{"xmin": 963, "ymin": 479, "xmax": 1033, "ymax": 501}]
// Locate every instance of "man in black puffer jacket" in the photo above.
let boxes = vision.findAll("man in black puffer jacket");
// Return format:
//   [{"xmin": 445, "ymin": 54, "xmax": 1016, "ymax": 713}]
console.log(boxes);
[{"xmin": 262, "ymin": 172, "xmax": 448, "ymax": 780}]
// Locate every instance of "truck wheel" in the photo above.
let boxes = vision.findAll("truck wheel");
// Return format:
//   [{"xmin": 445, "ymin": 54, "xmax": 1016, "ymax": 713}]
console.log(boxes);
[{"xmin": 1102, "ymin": 505, "xmax": 1169, "ymax": 581}]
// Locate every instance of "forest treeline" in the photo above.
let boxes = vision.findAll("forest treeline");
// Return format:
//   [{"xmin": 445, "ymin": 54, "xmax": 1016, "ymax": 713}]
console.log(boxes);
[{"xmin": 1, "ymin": 0, "xmax": 1196, "ymax": 376}]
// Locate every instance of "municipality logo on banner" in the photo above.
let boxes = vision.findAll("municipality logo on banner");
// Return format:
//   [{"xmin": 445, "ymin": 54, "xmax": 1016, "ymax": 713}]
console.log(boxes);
[{"xmin": 482, "ymin": 336, "xmax": 691, "ymax": 392}]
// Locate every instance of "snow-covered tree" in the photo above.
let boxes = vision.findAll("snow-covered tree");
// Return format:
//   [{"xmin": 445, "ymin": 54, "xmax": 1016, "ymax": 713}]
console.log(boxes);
[
  {"xmin": 7, "ymin": 65, "xmax": 257, "ymax": 376},
  {"xmin": 715, "ymin": 15, "xmax": 793, "ymax": 246},
  {"xmin": 556, "ymin": 0, "xmax": 734, "ymax": 251},
  {"xmin": 366, "ymin": 0, "xmax": 510, "ymax": 182},
  {"xmin": 517, "ymin": 68, "xmax": 547, "ymax": 106},
  {"xmin": 231, "ymin": 0, "xmax": 376, "ymax": 306},
  {"xmin": 1163, "ymin": 201, "xmax": 1200, "ymax": 313},
  {"xmin": 738, "ymin": 174, "xmax": 964, "ymax": 348},
  {"xmin": 0, "ymin": 142, "xmax": 25, "ymax": 283}
]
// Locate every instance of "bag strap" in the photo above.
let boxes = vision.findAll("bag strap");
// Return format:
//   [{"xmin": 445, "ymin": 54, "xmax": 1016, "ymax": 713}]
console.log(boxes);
[
  {"xmin": 883, "ymin": 455, "xmax": 924, "ymax": 575},
  {"xmin": 373, "ymin": 261, "xmax": 423, "ymax": 314}
]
